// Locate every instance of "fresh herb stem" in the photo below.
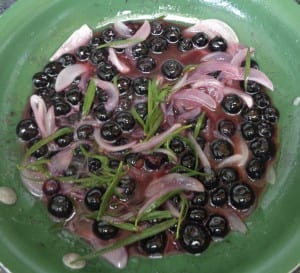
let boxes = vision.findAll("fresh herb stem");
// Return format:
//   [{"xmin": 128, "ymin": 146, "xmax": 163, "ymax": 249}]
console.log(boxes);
[
  {"xmin": 23, "ymin": 127, "xmax": 73, "ymax": 161},
  {"xmin": 170, "ymin": 165, "xmax": 206, "ymax": 177},
  {"xmin": 175, "ymin": 194, "xmax": 189, "ymax": 239},
  {"xmin": 244, "ymin": 47, "xmax": 251, "ymax": 91},
  {"xmin": 140, "ymin": 210, "xmax": 173, "ymax": 222},
  {"xmin": 193, "ymin": 112, "xmax": 206, "ymax": 139},
  {"xmin": 82, "ymin": 79, "xmax": 97, "ymax": 117},
  {"xmin": 96, "ymin": 38, "xmax": 144, "ymax": 49},
  {"xmin": 79, "ymin": 218, "xmax": 177, "ymax": 261},
  {"xmin": 131, "ymin": 107, "xmax": 146, "ymax": 129}
]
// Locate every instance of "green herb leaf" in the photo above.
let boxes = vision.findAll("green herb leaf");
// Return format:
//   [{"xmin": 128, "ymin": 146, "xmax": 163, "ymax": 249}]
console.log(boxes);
[
  {"xmin": 97, "ymin": 38, "xmax": 144, "ymax": 49},
  {"xmin": 131, "ymin": 107, "xmax": 145, "ymax": 129},
  {"xmin": 80, "ymin": 218, "xmax": 176, "ymax": 261},
  {"xmin": 82, "ymin": 79, "xmax": 97, "ymax": 117},
  {"xmin": 193, "ymin": 112, "xmax": 206, "ymax": 138},
  {"xmin": 176, "ymin": 194, "xmax": 189, "ymax": 239},
  {"xmin": 170, "ymin": 165, "xmax": 206, "ymax": 177},
  {"xmin": 105, "ymin": 221, "xmax": 139, "ymax": 232},
  {"xmin": 244, "ymin": 47, "xmax": 251, "ymax": 91},
  {"xmin": 140, "ymin": 210, "xmax": 173, "ymax": 222},
  {"xmin": 23, "ymin": 127, "xmax": 73, "ymax": 161}
]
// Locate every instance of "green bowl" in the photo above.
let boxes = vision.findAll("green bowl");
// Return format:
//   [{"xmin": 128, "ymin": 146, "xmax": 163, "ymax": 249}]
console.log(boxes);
[{"xmin": 1, "ymin": 0, "xmax": 300, "ymax": 272}]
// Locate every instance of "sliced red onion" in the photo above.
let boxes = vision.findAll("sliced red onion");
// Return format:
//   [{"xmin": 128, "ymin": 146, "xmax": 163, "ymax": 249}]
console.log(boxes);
[
  {"xmin": 50, "ymin": 24, "xmax": 93, "ymax": 61},
  {"xmin": 131, "ymin": 123, "xmax": 182, "ymax": 153},
  {"xmin": 112, "ymin": 20, "xmax": 151, "ymax": 49},
  {"xmin": 108, "ymin": 48, "xmax": 130, "ymax": 74},
  {"xmin": 30, "ymin": 95, "xmax": 56, "ymax": 137},
  {"xmin": 55, "ymin": 64, "xmax": 88, "ymax": 92},
  {"xmin": 177, "ymin": 107, "xmax": 201, "ymax": 123},
  {"xmin": 170, "ymin": 73, "xmax": 189, "ymax": 93},
  {"xmin": 246, "ymin": 68, "xmax": 274, "ymax": 91},
  {"xmin": 113, "ymin": 21, "xmax": 132, "ymax": 38},
  {"xmin": 226, "ymin": 211, "xmax": 248, "ymax": 234},
  {"xmin": 20, "ymin": 167, "xmax": 46, "ymax": 197},
  {"xmin": 190, "ymin": 75, "xmax": 224, "ymax": 90},
  {"xmin": 47, "ymin": 148, "xmax": 74, "ymax": 176},
  {"xmin": 172, "ymin": 89, "xmax": 217, "ymax": 111},
  {"xmin": 201, "ymin": 52, "xmax": 232, "ymax": 62},
  {"xmin": 93, "ymin": 78, "xmax": 119, "ymax": 112},
  {"xmin": 217, "ymin": 139, "xmax": 249, "ymax": 168},
  {"xmin": 145, "ymin": 173, "xmax": 204, "ymax": 198},
  {"xmin": 187, "ymin": 133, "xmax": 211, "ymax": 170},
  {"xmin": 94, "ymin": 128, "xmax": 137, "ymax": 152},
  {"xmin": 165, "ymin": 101, "xmax": 175, "ymax": 126},
  {"xmin": 164, "ymin": 201, "xmax": 180, "ymax": 218},
  {"xmin": 230, "ymin": 48, "xmax": 248, "ymax": 66},
  {"xmin": 223, "ymin": 87, "xmax": 253, "ymax": 108},
  {"xmin": 154, "ymin": 148, "xmax": 178, "ymax": 163},
  {"xmin": 266, "ymin": 165, "xmax": 276, "ymax": 185},
  {"xmin": 184, "ymin": 19, "xmax": 239, "ymax": 44}
]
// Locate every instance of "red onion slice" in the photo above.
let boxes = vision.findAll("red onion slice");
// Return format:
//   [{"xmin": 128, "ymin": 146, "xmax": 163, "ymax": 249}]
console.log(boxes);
[
  {"xmin": 20, "ymin": 167, "xmax": 46, "ymax": 197},
  {"xmin": 184, "ymin": 19, "xmax": 239, "ymax": 44},
  {"xmin": 108, "ymin": 48, "xmax": 130, "ymax": 73},
  {"xmin": 113, "ymin": 21, "xmax": 132, "ymax": 38},
  {"xmin": 94, "ymin": 128, "xmax": 137, "ymax": 152},
  {"xmin": 131, "ymin": 123, "xmax": 182, "ymax": 153},
  {"xmin": 246, "ymin": 68, "xmax": 274, "ymax": 91},
  {"xmin": 55, "ymin": 64, "xmax": 88, "ymax": 92},
  {"xmin": 93, "ymin": 78, "xmax": 119, "ymax": 112},
  {"xmin": 50, "ymin": 24, "xmax": 93, "ymax": 61},
  {"xmin": 177, "ymin": 107, "xmax": 201, "ymax": 123},
  {"xmin": 30, "ymin": 95, "xmax": 56, "ymax": 137},
  {"xmin": 47, "ymin": 148, "xmax": 74, "ymax": 176},
  {"xmin": 187, "ymin": 133, "xmax": 211, "ymax": 170},
  {"xmin": 223, "ymin": 87, "xmax": 254, "ymax": 108},
  {"xmin": 230, "ymin": 48, "xmax": 248, "ymax": 66},
  {"xmin": 226, "ymin": 211, "xmax": 248, "ymax": 234},
  {"xmin": 112, "ymin": 20, "xmax": 151, "ymax": 49},
  {"xmin": 201, "ymin": 52, "xmax": 232, "ymax": 62}
]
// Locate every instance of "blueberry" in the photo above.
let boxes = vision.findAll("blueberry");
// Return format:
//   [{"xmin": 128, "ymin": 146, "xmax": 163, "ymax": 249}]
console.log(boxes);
[
  {"xmin": 230, "ymin": 183, "xmax": 255, "ymax": 210},
  {"xmin": 87, "ymin": 158, "xmax": 102, "ymax": 174},
  {"xmin": 257, "ymin": 121, "xmax": 273, "ymax": 138},
  {"xmin": 192, "ymin": 32, "xmax": 209, "ymax": 48},
  {"xmin": 77, "ymin": 124, "xmax": 94, "ymax": 140},
  {"xmin": 151, "ymin": 21, "xmax": 163, "ymax": 35},
  {"xmin": 42, "ymin": 179, "xmax": 60, "ymax": 196},
  {"xmin": 149, "ymin": 36, "xmax": 168, "ymax": 54},
  {"xmin": 76, "ymin": 45, "xmax": 91, "ymax": 61},
  {"xmin": 250, "ymin": 137, "xmax": 273, "ymax": 161},
  {"xmin": 64, "ymin": 165, "xmax": 78, "ymax": 177},
  {"xmin": 246, "ymin": 158, "xmax": 266, "ymax": 180},
  {"xmin": 179, "ymin": 222, "xmax": 210, "ymax": 254},
  {"xmin": 187, "ymin": 207, "xmax": 207, "ymax": 222},
  {"xmin": 170, "ymin": 137, "xmax": 185, "ymax": 154},
  {"xmin": 219, "ymin": 167, "xmax": 239, "ymax": 187},
  {"xmin": 218, "ymin": 119, "xmax": 236, "ymax": 137},
  {"xmin": 90, "ymin": 35, "xmax": 105, "ymax": 48},
  {"xmin": 191, "ymin": 192, "xmax": 208, "ymax": 208},
  {"xmin": 109, "ymin": 159, "xmax": 121, "ymax": 169},
  {"xmin": 100, "ymin": 121, "xmax": 122, "ymax": 141},
  {"xmin": 73, "ymin": 144, "xmax": 91, "ymax": 161},
  {"xmin": 32, "ymin": 72, "xmax": 51, "ymax": 89},
  {"xmin": 48, "ymin": 194, "xmax": 73, "ymax": 218},
  {"xmin": 96, "ymin": 87, "xmax": 108, "ymax": 102},
  {"xmin": 94, "ymin": 104, "xmax": 112, "ymax": 122},
  {"xmin": 201, "ymin": 168, "xmax": 219, "ymax": 190},
  {"xmin": 102, "ymin": 28, "xmax": 116, "ymax": 43},
  {"xmin": 208, "ymin": 36, "xmax": 227, "ymax": 52},
  {"xmin": 58, "ymin": 53, "xmax": 76, "ymax": 67},
  {"xmin": 241, "ymin": 122, "xmax": 258, "ymax": 141},
  {"xmin": 164, "ymin": 25, "xmax": 181, "ymax": 44},
  {"xmin": 115, "ymin": 111, "xmax": 135, "ymax": 131},
  {"xmin": 133, "ymin": 77, "xmax": 149, "ymax": 96},
  {"xmin": 93, "ymin": 220, "xmax": 119, "ymax": 240},
  {"xmin": 34, "ymin": 87, "xmax": 55, "ymax": 102},
  {"xmin": 206, "ymin": 214, "xmax": 229, "ymax": 238},
  {"xmin": 134, "ymin": 102, "xmax": 148, "ymax": 120},
  {"xmin": 16, "ymin": 119, "xmax": 39, "ymax": 141},
  {"xmin": 54, "ymin": 102, "xmax": 71, "ymax": 116},
  {"xmin": 28, "ymin": 137, "xmax": 48, "ymax": 158},
  {"xmin": 263, "ymin": 107, "xmax": 279, "ymax": 124},
  {"xmin": 144, "ymin": 152, "xmax": 168, "ymax": 170},
  {"xmin": 211, "ymin": 139, "xmax": 233, "ymax": 160},
  {"xmin": 66, "ymin": 87, "xmax": 83, "ymax": 105},
  {"xmin": 44, "ymin": 61, "xmax": 63, "ymax": 78},
  {"xmin": 177, "ymin": 37, "xmax": 193, "ymax": 52},
  {"xmin": 136, "ymin": 56, "xmax": 156, "ymax": 73},
  {"xmin": 253, "ymin": 92, "xmax": 270, "ymax": 109},
  {"xmin": 222, "ymin": 94, "xmax": 243, "ymax": 114},
  {"xmin": 51, "ymin": 91, "xmax": 66, "ymax": 104},
  {"xmin": 242, "ymin": 107, "xmax": 262, "ymax": 123},
  {"xmin": 119, "ymin": 176, "xmax": 135, "ymax": 196},
  {"xmin": 161, "ymin": 59, "xmax": 183, "ymax": 80},
  {"xmin": 117, "ymin": 97, "xmax": 133, "ymax": 112},
  {"xmin": 97, "ymin": 62, "xmax": 117, "ymax": 81},
  {"xmin": 125, "ymin": 153, "xmax": 141, "ymax": 167},
  {"xmin": 210, "ymin": 187, "xmax": 228, "ymax": 207},
  {"xmin": 89, "ymin": 48, "xmax": 108, "ymax": 65},
  {"xmin": 54, "ymin": 128, "xmax": 74, "ymax": 147},
  {"xmin": 140, "ymin": 232, "xmax": 167, "ymax": 255},
  {"xmin": 132, "ymin": 42, "xmax": 149, "ymax": 58},
  {"xmin": 181, "ymin": 152, "xmax": 196, "ymax": 169},
  {"xmin": 84, "ymin": 187, "xmax": 103, "ymax": 211},
  {"xmin": 117, "ymin": 77, "xmax": 132, "ymax": 95},
  {"xmin": 241, "ymin": 80, "xmax": 262, "ymax": 95}
]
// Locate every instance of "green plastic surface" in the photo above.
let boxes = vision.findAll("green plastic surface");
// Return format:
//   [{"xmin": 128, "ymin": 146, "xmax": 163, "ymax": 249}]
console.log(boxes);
[{"xmin": 0, "ymin": 0, "xmax": 300, "ymax": 272}]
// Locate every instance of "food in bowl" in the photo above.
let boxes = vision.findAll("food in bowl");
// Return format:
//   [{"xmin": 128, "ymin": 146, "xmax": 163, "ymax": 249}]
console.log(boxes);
[{"xmin": 16, "ymin": 17, "xmax": 279, "ymax": 268}]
